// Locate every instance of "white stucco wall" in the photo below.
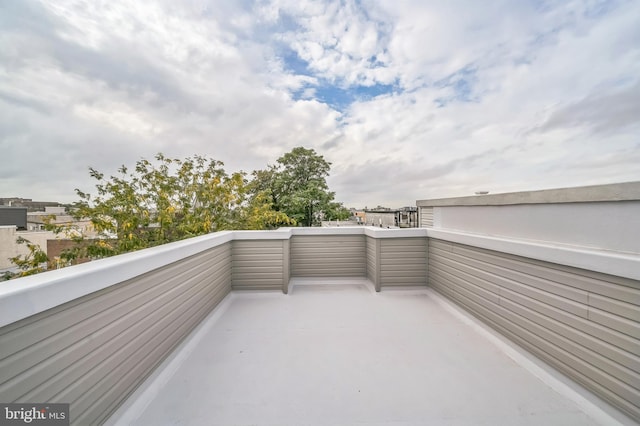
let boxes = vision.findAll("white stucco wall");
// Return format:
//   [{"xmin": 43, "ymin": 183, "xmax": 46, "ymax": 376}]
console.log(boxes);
[
  {"xmin": 433, "ymin": 201, "xmax": 640, "ymax": 254},
  {"xmin": 0, "ymin": 226, "xmax": 57, "ymax": 269}
]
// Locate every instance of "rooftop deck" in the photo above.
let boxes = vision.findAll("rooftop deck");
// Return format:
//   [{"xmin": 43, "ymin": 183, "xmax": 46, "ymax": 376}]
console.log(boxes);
[
  {"xmin": 107, "ymin": 279, "xmax": 625, "ymax": 425},
  {"xmin": 1, "ymin": 221, "xmax": 638, "ymax": 425}
]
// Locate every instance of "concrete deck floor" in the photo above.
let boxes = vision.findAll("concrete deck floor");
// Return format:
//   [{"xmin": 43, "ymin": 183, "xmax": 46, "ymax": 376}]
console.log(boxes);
[{"xmin": 107, "ymin": 279, "xmax": 632, "ymax": 426}]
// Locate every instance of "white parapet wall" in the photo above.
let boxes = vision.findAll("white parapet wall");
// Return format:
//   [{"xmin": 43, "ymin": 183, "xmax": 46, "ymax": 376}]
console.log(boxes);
[
  {"xmin": 417, "ymin": 181, "xmax": 640, "ymax": 254},
  {"xmin": 417, "ymin": 182, "xmax": 640, "ymax": 421}
]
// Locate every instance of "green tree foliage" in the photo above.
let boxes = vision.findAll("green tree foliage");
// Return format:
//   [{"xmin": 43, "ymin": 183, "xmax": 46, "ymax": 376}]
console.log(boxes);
[
  {"xmin": 240, "ymin": 190, "xmax": 295, "ymax": 230},
  {"xmin": 67, "ymin": 153, "xmax": 292, "ymax": 260},
  {"xmin": 6, "ymin": 148, "xmax": 349, "ymax": 278},
  {"xmin": 251, "ymin": 147, "xmax": 349, "ymax": 226},
  {"xmin": 325, "ymin": 203, "xmax": 352, "ymax": 221}
]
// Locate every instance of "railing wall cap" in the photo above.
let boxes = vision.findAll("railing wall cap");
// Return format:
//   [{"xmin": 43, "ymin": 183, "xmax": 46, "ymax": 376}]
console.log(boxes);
[
  {"xmin": 0, "ymin": 227, "xmax": 426, "ymax": 327},
  {"xmin": 0, "ymin": 231, "xmax": 235, "ymax": 328},
  {"xmin": 231, "ymin": 229, "xmax": 292, "ymax": 240},
  {"xmin": 362, "ymin": 227, "xmax": 428, "ymax": 238},
  {"xmin": 3, "ymin": 226, "xmax": 637, "ymax": 328},
  {"xmin": 286, "ymin": 226, "xmax": 365, "ymax": 235},
  {"xmin": 285, "ymin": 226, "xmax": 428, "ymax": 238},
  {"xmin": 426, "ymin": 228, "xmax": 640, "ymax": 281}
]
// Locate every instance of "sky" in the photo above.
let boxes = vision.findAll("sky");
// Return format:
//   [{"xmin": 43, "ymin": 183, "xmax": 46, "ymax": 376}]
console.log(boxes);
[{"xmin": 1, "ymin": 0, "xmax": 639, "ymax": 208}]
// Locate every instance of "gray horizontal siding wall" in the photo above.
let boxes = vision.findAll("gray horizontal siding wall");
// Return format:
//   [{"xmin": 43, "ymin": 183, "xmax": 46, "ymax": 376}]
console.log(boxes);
[
  {"xmin": 428, "ymin": 238, "xmax": 640, "ymax": 422},
  {"xmin": 0, "ymin": 243, "xmax": 232, "ymax": 426},
  {"xmin": 420, "ymin": 207, "xmax": 434, "ymax": 227},
  {"xmin": 232, "ymin": 240, "xmax": 288, "ymax": 292},
  {"xmin": 290, "ymin": 235, "xmax": 366, "ymax": 277},
  {"xmin": 379, "ymin": 237, "xmax": 427, "ymax": 288},
  {"xmin": 366, "ymin": 236, "xmax": 379, "ymax": 289}
]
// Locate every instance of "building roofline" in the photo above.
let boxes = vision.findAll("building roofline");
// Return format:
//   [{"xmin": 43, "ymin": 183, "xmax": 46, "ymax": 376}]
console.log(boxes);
[{"xmin": 416, "ymin": 181, "xmax": 640, "ymax": 207}]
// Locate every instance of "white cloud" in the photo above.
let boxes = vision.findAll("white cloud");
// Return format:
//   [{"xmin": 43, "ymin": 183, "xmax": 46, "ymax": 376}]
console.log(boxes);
[
  {"xmin": 1, "ymin": 0, "xmax": 639, "ymax": 207},
  {"xmin": 266, "ymin": 0, "xmax": 394, "ymax": 86}
]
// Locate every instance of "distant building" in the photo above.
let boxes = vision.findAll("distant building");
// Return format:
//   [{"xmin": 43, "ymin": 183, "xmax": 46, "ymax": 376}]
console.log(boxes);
[
  {"xmin": 0, "ymin": 226, "xmax": 58, "ymax": 269},
  {"xmin": 396, "ymin": 206, "xmax": 418, "ymax": 228},
  {"xmin": 47, "ymin": 239, "xmax": 93, "ymax": 266},
  {"xmin": 26, "ymin": 206, "xmax": 95, "ymax": 236},
  {"xmin": 0, "ymin": 198, "xmax": 62, "ymax": 212},
  {"xmin": 0, "ymin": 207, "xmax": 27, "ymax": 230},
  {"xmin": 343, "ymin": 207, "xmax": 419, "ymax": 228},
  {"xmin": 361, "ymin": 206, "xmax": 418, "ymax": 228},
  {"xmin": 363, "ymin": 209, "xmax": 396, "ymax": 227},
  {"xmin": 352, "ymin": 210, "xmax": 366, "ymax": 225},
  {"xmin": 0, "ymin": 205, "xmax": 95, "ymax": 270}
]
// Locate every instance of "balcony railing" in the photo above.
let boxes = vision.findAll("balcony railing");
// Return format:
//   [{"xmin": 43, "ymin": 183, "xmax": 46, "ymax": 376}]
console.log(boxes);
[{"xmin": 0, "ymin": 226, "xmax": 638, "ymax": 424}]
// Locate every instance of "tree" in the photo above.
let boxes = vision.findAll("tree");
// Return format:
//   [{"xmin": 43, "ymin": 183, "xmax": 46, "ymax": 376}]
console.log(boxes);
[
  {"xmin": 65, "ymin": 153, "xmax": 293, "ymax": 260},
  {"xmin": 250, "ymin": 147, "xmax": 348, "ymax": 226},
  {"xmin": 7, "ymin": 149, "xmax": 348, "ymax": 278},
  {"xmin": 239, "ymin": 190, "xmax": 295, "ymax": 230},
  {"xmin": 325, "ymin": 202, "xmax": 352, "ymax": 221}
]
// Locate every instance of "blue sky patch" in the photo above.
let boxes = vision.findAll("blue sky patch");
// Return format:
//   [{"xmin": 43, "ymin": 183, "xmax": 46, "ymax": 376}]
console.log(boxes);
[
  {"xmin": 355, "ymin": 83, "xmax": 396, "ymax": 99},
  {"xmin": 283, "ymin": 49, "xmax": 398, "ymax": 110},
  {"xmin": 313, "ymin": 82, "xmax": 397, "ymax": 110},
  {"xmin": 314, "ymin": 85, "xmax": 356, "ymax": 110},
  {"xmin": 434, "ymin": 66, "xmax": 479, "ymax": 106},
  {"xmin": 282, "ymin": 49, "xmax": 311, "ymax": 76}
]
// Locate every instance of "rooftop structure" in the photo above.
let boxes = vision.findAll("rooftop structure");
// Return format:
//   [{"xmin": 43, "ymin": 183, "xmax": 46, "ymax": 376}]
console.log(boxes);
[
  {"xmin": 24, "ymin": 207, "xmax": 95, "ymax": 240},
  {"xmin": 0, "ymin": 183, "xmax": 638, "ymax": 425},
  {"xmin": 355, "ymin": 206, "xmax": 418, "ymax": 228},
  {"xmin": 0, "ymin": 198, "xmax": 62, "ymax": 213},
  {"xmin": 0, "ymin": 207, "xmax": 27, "ymax": 230}
]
